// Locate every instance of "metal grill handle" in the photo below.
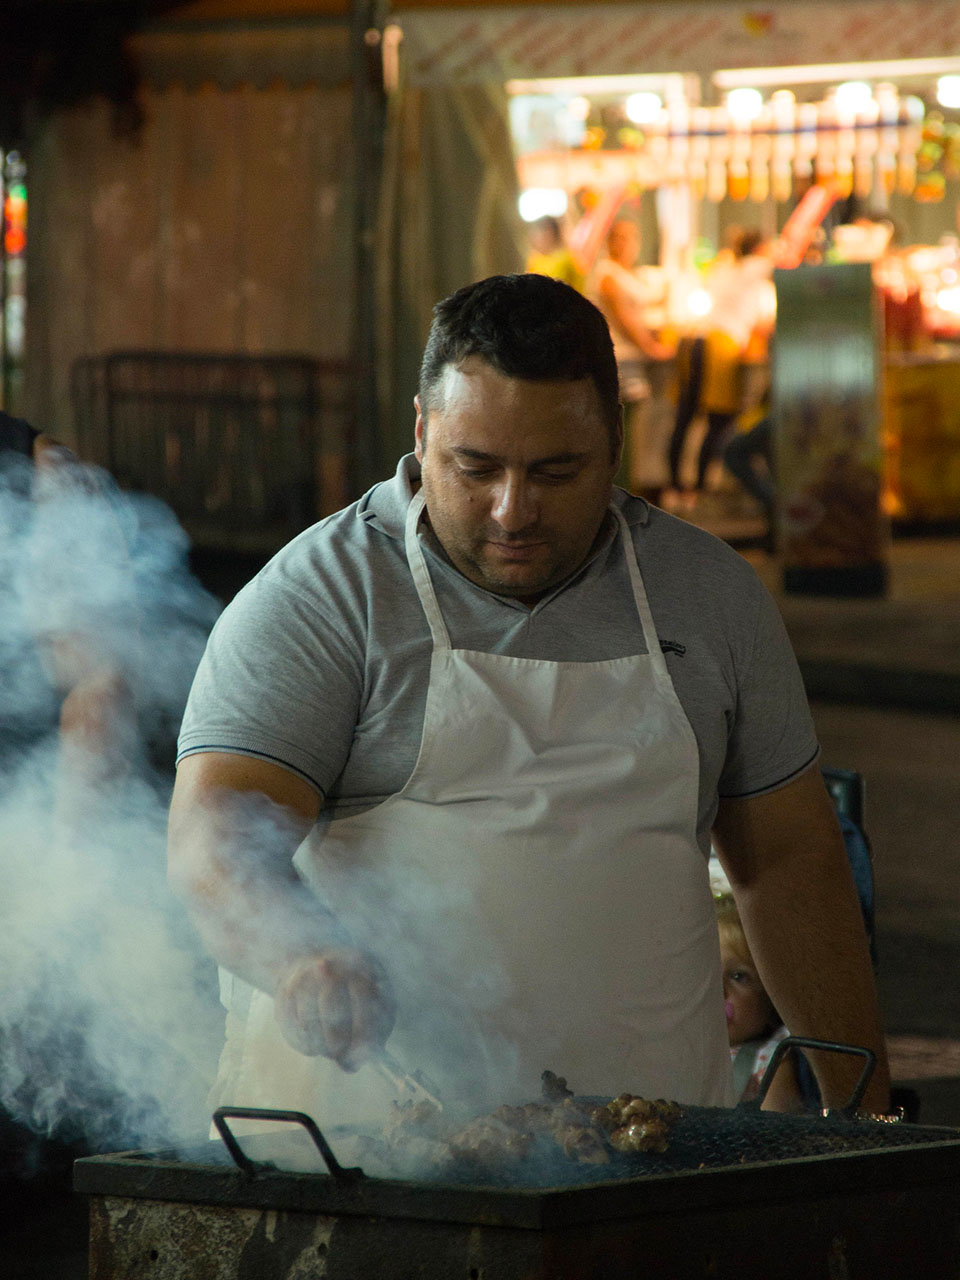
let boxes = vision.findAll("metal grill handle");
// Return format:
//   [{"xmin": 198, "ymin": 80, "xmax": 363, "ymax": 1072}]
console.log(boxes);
[
  {"xmin": 756, "ymin": 1036, "xmax": 876, "ymax": 1113},
  {"xmin": 212, "ymin": 1106, "xmax": 365, "ymax": 1182}
]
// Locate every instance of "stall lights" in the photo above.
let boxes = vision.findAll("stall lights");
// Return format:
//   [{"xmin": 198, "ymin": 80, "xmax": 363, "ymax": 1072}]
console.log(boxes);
[
  {"xmin": 937, "ymin": 75, "xmax": 960, "ymax": 109},
  {"xmin": 935, "ymin": 285, "xmax": 960, "ymax": 315},
  {"xmin": 625, "ymin": 92, "xmax": 663, "ymax": 125},
  {"xmin": 726, "ymin": 87, "xmax": 764, "ymax": 124},
  {"xmin": 3, "ymin": 181, "xmax": 26, "ymax": 258},
  {"xmin": 518, "ymin": 187, "xmax": 568, "ymax": 222},
  {"xmin": 687, "ymin": 287, "xmax": 713, "ymax": 319},
  {"xmin": 834, "ymin": 81, "xmax": 875, "ymax": 114},
  {"xmin": 514, "ymin": 80, "xmax": 929, "ymax": 205},
  {"xmin": 715, "ymin": 55, "xmax": 960, "ymax": 91}
]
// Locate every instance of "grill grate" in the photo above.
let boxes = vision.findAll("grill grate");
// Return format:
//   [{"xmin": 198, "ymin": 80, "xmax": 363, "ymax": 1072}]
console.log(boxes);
[{"xmin": 421, "ymin": 1104, "xmax": 957, "ymax": 1188}]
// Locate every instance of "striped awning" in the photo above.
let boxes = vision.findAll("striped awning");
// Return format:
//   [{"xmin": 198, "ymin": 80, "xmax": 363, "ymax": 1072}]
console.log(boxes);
[{"xmin": 397, "ymin": 1, "xmax": 960, "ymax": 85}]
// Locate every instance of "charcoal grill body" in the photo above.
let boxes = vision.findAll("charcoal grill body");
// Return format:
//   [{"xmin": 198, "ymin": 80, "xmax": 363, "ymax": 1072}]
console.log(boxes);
[{"xmin": 75, "ymin": 1120, "xmax": 960, "ymax": 1280}]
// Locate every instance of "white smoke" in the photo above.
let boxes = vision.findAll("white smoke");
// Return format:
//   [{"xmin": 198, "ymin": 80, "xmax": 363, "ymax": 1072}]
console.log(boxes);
[{"xmin": 0, "ymin": 452, "xmax": 224, "ymax": 1166}]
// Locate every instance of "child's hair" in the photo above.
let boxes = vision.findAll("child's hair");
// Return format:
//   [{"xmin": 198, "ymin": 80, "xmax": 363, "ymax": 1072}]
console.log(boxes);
[
  {"xmin": 715, "ymin": 893, "xmax": 752, "ymax": 964},
  {"xmin": 715, "ymin": 893, "xmax": 783, "ymax": 1029}
]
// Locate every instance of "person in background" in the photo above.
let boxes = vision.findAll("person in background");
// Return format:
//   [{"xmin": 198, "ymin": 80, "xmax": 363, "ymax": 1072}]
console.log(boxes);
[
  {"xmin": 722, "ymin": 409, "xmax": 776, "ymax": 553},
  {"xmin": 716, "ymin": 893, "xmax": 802, "ymax": 1110},
  {"xmin": 524, "ymin": 215, "xmax": 584, "ymax": 291},
  {"xmin": 665, "ymin": 228, "xmax": 776, "ymax": 511},
  {"xmin": 0, "ymin": 408, "xmax": 79, "ymax": 471},
  {"xmin": 168, "ymin": 272, "xmax": 890, "ymax": 1131},
  {"xmin": 591, "ymin": 219, "xmax": 675, "ymax": 499},
  {"xmin": 0, "ymin": 410, "xmax": 135, "ymax": 786},
  {"xmin": 0, "ymin": 409, "xmax": 137, "ymax": 1190}
]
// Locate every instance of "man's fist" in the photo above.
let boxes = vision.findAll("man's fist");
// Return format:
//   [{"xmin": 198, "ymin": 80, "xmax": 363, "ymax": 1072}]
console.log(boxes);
[{"xmin": 273, "ymin": 949, "xmax": 397, "ymax": 1071}]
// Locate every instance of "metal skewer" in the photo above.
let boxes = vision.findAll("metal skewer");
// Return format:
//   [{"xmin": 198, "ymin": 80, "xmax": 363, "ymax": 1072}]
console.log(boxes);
[{"xmin": 374, "ymin": 1049, "xmax": 444, "ymax": 1111}]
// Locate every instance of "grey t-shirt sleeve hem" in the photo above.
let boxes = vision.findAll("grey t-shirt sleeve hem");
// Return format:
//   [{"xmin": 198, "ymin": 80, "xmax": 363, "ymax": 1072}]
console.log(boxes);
[
  {"xmin": 175, "ymin": 741, "xmax": 325, "ymax": 796},
  {"xmin": 717, "ymin": 744, "xmax": 821, "ymax": 801}
]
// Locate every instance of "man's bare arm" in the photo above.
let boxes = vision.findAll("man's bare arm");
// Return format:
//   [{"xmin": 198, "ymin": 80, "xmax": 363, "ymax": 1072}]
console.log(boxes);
[
  {"xmin": 168, "ymin": 751, "xmax": 395, "ymax": 1069},
  {"xmin": 712, "ymin": 766, "xmax": 891, "ymax": 1114}
]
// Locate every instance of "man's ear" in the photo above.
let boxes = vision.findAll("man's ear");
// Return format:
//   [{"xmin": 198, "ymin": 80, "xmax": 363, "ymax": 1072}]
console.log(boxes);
[{"xmin": 414, "ymin": 395, "xmax": 425, "ymax": 461}]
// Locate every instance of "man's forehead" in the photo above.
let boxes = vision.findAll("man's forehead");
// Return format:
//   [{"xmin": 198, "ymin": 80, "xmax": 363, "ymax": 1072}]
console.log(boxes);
[{"xmin": 433, "ymin": 357, "xmax": 602, "ymax": 412}]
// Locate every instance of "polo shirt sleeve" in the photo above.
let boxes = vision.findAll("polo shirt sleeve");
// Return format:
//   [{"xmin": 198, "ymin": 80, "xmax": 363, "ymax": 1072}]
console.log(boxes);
[
  {"xmin": 717, "ymin": 578, "xmax": 820, "ymax": 800},
  {"xmin": 177, "ymin": 571, "xmax": 364, "ymax": 798}
]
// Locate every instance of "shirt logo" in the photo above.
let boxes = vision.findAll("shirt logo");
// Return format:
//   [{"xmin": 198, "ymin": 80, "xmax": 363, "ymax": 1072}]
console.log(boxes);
[{"xmin": 660, "ymin": 640, "xmax": 686, "ymax": 657}]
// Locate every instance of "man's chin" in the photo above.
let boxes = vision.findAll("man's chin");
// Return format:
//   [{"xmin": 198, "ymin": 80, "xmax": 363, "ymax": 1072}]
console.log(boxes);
[
  {"xmin": 449, "ymin": 541, "xmax": 562, "ymax": 598},
  {"xmin": 475, "ymin": 561, "xmax": 557, "ymax": 599}
]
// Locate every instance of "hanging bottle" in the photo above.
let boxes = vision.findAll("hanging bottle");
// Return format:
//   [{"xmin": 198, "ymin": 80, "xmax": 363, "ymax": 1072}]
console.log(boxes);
[
  {"xmin": 898, "ymin": 95, "xmax": 924, "ymax": 196},
  {"xmin": 771, "ymin": 89, "xmax": 796, "ymax": 203},
  {"xmin": 707, "ymin": 104, "xmax": 731, "ymax": 202},
  {"xmin": 816, "ymin": 94, "xmax": 838, "ymax": 185},
  {"xmin": 854, "ymin": 96, "xmax": 879, "ymax": 200},
  {"xmin": 875, "ymin": 82, "xmax": 900, "ymax": 195},
  {"xmin": 795, "ymin": 101, "xmax": 818, "ymax": 183}
]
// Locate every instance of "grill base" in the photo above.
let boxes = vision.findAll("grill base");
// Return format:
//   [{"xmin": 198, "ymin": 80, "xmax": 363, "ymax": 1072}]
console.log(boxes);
[
  {"xmin": 80, "ymin": 1135, "xmax": 960, "ymax": 1280},
  {"xmin": 88, "ymin": 1181, "xmax": 960, "ymax": 1280}
]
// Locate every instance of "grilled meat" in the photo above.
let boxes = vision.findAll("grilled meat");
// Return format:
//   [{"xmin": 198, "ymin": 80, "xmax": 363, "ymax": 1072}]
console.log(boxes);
[{"xmin": 382, "ymin": 1078, "xmax": 683, "ymax": 1172}]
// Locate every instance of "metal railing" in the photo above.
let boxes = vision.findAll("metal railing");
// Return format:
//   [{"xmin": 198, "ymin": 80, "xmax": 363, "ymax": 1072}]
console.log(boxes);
[{"xmin": 71, "ymin": 351, "xmax": 355, "ymax": 551}]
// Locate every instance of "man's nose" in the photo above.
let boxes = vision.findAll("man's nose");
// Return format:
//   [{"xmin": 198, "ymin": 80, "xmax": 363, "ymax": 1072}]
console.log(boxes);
[{"xmin": 491, "ymin": 474, "xmax": 536, "ymax": 532}]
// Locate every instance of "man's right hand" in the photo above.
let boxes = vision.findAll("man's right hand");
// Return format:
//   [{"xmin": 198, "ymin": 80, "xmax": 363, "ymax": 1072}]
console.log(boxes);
[
  {"xmin": 169, "ymin": 754, "xmax": 398, "ymax": 1072},
  {"xmin": 273, "ymin": 949, "xmax": 397, "ymax": 1072}
]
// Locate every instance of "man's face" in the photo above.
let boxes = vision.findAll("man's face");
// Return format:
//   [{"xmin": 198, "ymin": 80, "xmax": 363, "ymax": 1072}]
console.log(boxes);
[{"xmin": 415, "ymin": 358, "xmax": 620, "ymax": 602}]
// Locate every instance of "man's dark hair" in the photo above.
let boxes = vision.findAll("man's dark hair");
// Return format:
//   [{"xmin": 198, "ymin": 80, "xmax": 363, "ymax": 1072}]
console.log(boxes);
[{"xmin": 419, "ymin": 274, "xmax": 621, "ymax": 455}]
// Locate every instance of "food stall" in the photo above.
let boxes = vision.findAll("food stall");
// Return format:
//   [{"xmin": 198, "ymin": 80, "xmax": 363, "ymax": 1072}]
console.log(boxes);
[
  {"xmin": 389, "ymin": 0, "xmax": 960, "ymax": 551},
  {"xmin": 504, "ymin": 64, "xmax": 960, "ymax": 538}
]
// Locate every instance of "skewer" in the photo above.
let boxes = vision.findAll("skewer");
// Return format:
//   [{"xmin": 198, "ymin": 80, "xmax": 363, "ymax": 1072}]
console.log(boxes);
[{"xmin": 374, "ymin": 1049, "xmax": 444, "ymax": 1111}]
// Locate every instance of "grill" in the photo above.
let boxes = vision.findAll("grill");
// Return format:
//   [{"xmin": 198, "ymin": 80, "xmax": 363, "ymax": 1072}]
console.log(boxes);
[{"xmin": 75, "ymin": 1096, "xmax": 960, "ymax": 1278}]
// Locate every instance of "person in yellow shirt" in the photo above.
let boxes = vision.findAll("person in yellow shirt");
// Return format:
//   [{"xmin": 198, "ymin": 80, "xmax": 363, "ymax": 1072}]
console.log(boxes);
[
  {"xmin": 524, "ymin": 216, "xmax": 584, "ymax": 292},
  {"xmin": 665, "ymin": 228, "xmax": 775, "ymax": 510}
]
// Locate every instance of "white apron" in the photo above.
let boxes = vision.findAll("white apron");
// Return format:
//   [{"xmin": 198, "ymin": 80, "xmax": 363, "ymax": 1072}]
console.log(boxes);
[{"xmin": 214, "ymin": 493, "xmax": 735, "ymax": 1129}]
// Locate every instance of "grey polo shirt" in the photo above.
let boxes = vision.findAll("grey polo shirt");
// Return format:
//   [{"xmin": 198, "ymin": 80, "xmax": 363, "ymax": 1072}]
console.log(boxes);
[{"xmin": 178, "ymin": 455, "xmax": 818, "ymax": 855}]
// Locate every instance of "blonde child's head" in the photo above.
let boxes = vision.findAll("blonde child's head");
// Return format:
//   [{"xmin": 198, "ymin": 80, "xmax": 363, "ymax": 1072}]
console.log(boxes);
[{"xmin": 716, "ymin": 895, "xmax": 781, "ymax": 1047}]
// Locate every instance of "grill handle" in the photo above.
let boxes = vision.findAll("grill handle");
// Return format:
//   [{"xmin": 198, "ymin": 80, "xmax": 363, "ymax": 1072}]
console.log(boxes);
[
  {"xmin": 212, "ymin": 1106, "xmax": 365, "ymax": 1182},
  {"xmin": 756, "ymin": 1036, "xmax": 876, "ymax": 1113}
]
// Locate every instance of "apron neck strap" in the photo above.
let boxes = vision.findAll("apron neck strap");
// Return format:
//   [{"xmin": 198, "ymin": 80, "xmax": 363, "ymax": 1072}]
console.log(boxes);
[
  {"xmin": 611, "ymin": 506, "xmax": 669, "ymax": 678},
  {"xmin": 405, "ymin": 489, "xmax": 451, "ymax": 649}
]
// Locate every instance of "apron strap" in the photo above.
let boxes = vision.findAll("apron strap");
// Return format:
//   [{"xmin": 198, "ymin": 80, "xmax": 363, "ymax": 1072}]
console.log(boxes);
[
  {"xmin": 405, "ymin": 489, "xmax": 451, "ymax": 650},
  {"xmin": 611, "ymin": 506, "xmax": 671, "ymax": 681}
]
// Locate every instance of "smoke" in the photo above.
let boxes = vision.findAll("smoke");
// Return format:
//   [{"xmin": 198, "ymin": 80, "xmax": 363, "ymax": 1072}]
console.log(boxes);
[{"xmin": 0, "ymin": 452, "xmax": 224, "ymax": 1168}]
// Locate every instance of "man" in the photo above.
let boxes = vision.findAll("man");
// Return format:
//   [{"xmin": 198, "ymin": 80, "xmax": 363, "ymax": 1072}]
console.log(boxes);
[{"xmin": 169, "ymin": 274, "xmax": 889, "ymax": 1125}]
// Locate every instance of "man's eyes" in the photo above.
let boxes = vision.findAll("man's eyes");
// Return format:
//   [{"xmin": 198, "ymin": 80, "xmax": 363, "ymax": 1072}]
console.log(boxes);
[{"xmin": 457, "ymin": 465, "xmax": 579, "ymax": 482}]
